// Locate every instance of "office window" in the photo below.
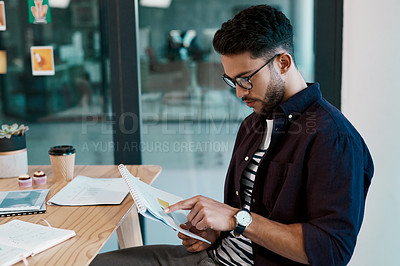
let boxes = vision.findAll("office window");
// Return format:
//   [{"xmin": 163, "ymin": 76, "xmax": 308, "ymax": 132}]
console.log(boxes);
[
  {"xmin": 0, "ymin": 0, "xmax": 113, "ymax": 164},
  {"xmin": 138, "ymin": 0, "xmax": 315, "ymax": 244}
]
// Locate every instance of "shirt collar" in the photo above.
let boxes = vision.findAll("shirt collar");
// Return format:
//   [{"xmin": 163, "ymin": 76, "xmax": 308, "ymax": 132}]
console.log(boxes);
[
  {"xmin": 273, "ymin": 82, "xmax": 321, "ymax": 118},
  {"xmin": 256, "ymin": 83, "xmax": 322, "ymax": 124}
]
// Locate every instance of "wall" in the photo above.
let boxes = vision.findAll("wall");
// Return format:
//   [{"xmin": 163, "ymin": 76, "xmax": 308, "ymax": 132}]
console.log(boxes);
[{"xmin": 341, "ymin": 0, "xmax": 400, "ymax": 265}]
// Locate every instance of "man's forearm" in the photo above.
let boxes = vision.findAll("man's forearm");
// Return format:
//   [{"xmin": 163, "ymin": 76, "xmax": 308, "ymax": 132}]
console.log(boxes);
[{"xmin": 243, "ymin": 213, "xmax": 309, "ymax": 264}]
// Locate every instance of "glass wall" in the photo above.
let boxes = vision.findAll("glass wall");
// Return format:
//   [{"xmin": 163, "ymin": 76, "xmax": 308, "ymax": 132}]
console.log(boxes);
[
  {"xmin": 0, "ymin": 0, "xmax": 317, "ymax": 248},
  {"xmin": 138, "ymin": 0, "xmax": 315, "ymax": 244},
  {"xmin": 0, "ymin": 0, "xmax": 113, "ymax": 165}
]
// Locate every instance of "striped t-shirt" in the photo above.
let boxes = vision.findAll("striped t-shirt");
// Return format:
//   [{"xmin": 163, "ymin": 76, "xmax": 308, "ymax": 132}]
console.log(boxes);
[{"xmin": 214, "ymin": 120, "xmax": 273, "ymax": 266}]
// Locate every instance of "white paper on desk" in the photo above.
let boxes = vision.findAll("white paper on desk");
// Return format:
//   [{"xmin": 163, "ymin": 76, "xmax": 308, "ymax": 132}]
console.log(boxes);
[
  {"xmin": 47, "ymin": 176, "xmax": 129, "ymax": 206},
  {"xmin": 0, "ymin": 220, "xmax": 76, "ymax": 266}
]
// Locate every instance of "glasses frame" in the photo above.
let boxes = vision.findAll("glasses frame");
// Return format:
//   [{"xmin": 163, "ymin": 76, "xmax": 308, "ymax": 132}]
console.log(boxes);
[{"xmin": 222, "ymin": 53, "xmax": 282, "ymax": 90}]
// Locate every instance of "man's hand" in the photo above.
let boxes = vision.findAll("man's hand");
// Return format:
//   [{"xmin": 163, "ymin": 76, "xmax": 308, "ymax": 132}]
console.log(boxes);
[
  {"xmin": 164, "ymin": 195, "xmax": 238, "ymax": 231},
  {"xmin": 178, "ymin": 222, "xmax": 220, "ymax": 252}
]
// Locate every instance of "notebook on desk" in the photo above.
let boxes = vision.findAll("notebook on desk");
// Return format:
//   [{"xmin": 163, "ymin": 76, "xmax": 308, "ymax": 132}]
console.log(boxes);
[
  {"xmin": 0, "ymin": 189, "xmax": 49, "ymax": 217},
  {"xmin": 0, "ymin": 201, "xmax": 46, "ymax": 217},
  {"xmin": 0, "ymin": 220, "xmax": 76, "ymax": 266},
  {"xmin": 47, "ymin": 175, "xmax": 129, "ymax": 206}
]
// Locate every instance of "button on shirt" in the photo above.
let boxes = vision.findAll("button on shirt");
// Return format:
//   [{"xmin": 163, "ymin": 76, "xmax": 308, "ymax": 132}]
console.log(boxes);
[{"xmin": 221, "ymin": 83, "xmax": 374, "ymax": 265}]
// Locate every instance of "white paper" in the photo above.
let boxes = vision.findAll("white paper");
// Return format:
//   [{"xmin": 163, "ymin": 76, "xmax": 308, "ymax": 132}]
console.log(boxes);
[
  {"xmin": 0, "ymin": 243, "xmax": 30, "ymax": 266},
  {"xmin": 47, "ymin": 176, "xmax": 129, "ymax": 206},
  {"xmin": 132, "ymin": 176, "xmax": 210, "ymax": 243},
  {"xmin": 120, "ymin": 166, "xmax": 210, "ymax": 244},
  {"xmin": 0, "ymin": 220, "xmax": 75, "ymax": 266}
]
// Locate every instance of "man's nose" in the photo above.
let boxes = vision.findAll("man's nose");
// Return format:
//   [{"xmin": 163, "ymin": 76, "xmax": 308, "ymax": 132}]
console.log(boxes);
[{"xmin": 236, "ymin": 85, "xmax": 250, "ymax": 98}]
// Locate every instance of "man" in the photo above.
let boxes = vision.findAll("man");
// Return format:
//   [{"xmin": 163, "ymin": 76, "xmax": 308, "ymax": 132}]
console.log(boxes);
[{"xmin": 92, "ymin": 5, "xmax": 373, "ymax": 266}]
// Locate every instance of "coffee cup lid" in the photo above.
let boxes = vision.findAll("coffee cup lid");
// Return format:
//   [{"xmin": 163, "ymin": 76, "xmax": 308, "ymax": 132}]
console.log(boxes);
[{"xmin": 49, "ymin": 145, "xmax": 75, "ymax": 156}]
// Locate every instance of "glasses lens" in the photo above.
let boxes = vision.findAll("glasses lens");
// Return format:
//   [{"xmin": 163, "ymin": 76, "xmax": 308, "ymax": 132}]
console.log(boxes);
[
  {"xmin": 236, "ymin": 78, "xmax": 252, "ymax": 89},
  {"xmin": 222, "ymin": 76, "xmax": 236, "ymax": 88}
]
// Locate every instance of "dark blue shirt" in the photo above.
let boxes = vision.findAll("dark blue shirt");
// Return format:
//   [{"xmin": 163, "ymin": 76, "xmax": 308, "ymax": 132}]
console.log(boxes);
[{"xmin": 223, "ymin": 83, "xmax": 374, "ymax": 265}]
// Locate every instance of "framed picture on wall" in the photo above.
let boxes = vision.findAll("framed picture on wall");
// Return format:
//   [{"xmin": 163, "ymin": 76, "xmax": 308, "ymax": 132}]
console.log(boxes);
[
  {"xmin": 27, "ymin": 0, "xmax": 52, "ymax": 24},
  {"xmin": 30, "ymin": 46, "xmax": 55, "ymax": 76},
  {"xmin": 0, "ymin": 1, "xmax": 6, "ymax": 31}
]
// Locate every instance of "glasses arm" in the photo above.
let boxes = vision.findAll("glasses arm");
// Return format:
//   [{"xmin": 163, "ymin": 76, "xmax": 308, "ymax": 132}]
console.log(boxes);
[{"xmin": 247, "ymin": 53, "xmax": 282, "ymax": 80}]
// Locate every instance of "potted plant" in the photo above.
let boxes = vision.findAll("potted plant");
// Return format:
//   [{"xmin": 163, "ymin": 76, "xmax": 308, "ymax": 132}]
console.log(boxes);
[{"xmin": 0, "ymin": 124, "xmax": 29, "ymax": 178}]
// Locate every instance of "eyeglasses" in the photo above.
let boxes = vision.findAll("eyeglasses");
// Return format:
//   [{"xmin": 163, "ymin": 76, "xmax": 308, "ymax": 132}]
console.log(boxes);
[{"xmin": 222, "ymin": 53, "xmax": 282, "ymax": 90}]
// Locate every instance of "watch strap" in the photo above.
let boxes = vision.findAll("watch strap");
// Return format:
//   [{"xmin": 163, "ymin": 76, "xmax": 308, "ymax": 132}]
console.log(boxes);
[{"xmin": 234, "ymin": 223, "xmax": 246, "ymax": 236}]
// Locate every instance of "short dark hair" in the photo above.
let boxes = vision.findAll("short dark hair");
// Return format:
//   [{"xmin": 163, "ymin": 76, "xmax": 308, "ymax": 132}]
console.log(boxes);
[{"xmin": 213, "ymin": 5, "xmax": 294, "ymax": 60}]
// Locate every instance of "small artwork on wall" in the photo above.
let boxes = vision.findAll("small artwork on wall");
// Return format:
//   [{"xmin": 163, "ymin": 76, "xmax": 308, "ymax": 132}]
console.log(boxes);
[
  {"xmin": 30, "ymin": 46, "xmax": 55, "ymax": 76},
  {"xmin": 28, "ymin": 0, "xmax": 52, "ymax": 24},
  {"xmin": 0, "ymin": 51, "xmax": 6, "ymax": 74},
  {"xmin": 0, "ymin": 1, "xmax": 6, "ymax": 31}
]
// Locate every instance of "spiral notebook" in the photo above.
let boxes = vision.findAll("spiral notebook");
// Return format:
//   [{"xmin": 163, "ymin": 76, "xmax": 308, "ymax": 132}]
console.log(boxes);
[
  {"xmin": 0, "ymin": 189, "xmax": 49, "ymax": 217},
  {"xmin": 118, "ymin": 164, "xmax": 210, "ymax": 244},
  {"xmin": 0, "ymin": 201, "xmax": 46, "ymax": 217}
]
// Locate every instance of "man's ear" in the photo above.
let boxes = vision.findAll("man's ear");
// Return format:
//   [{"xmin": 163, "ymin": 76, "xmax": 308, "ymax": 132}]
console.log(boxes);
[{"xmin": 277, "ymin": 53, "xmax": 292, "ymax": 75}]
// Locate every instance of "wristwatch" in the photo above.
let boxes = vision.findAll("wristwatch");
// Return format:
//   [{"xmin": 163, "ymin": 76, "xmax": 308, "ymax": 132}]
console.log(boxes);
[{"xmin": 234, "ymin": 208, "xmax": 252, "ymax": 237}]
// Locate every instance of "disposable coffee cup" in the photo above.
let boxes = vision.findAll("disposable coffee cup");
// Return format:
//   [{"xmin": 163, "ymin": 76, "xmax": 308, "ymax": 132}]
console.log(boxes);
[{"xmin": 49, "ymin": 145, "xmax": 76, "ymax": 181}]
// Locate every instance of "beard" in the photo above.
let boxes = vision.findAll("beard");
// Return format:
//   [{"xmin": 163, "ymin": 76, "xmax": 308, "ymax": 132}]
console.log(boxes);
[
  {"xmin": 260, "ymin": 67, "xmax": 285, "ymax": 115},
  {"xmin": 241, "ymin": 67, "xmax": 285, "ymax": 115}
]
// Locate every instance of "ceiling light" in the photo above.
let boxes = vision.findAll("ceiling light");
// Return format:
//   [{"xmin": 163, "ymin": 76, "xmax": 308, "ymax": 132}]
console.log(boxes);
[
  {"xmin": 140, "ymin": 0, "xmax": 172, "ymax": 8},
  {"xmin": 49, "ymin": 0, "xmax": 71, "ymax": 9}
]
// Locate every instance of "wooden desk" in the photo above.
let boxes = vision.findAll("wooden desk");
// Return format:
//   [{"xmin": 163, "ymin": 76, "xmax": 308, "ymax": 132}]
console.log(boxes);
[{"xmin": 0, "ymin": 165, "xmax": 161, "ymax": 266}]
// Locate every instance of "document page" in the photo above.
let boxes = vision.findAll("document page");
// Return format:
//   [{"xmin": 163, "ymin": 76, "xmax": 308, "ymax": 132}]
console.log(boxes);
[
  {"xmin": 48, "ymin": 176, "xmax": 129, "ymax": 206},
  {"xmin": 120, "ymin": 167, "xmax": 211, "ymax": 244},
  {"xmin": 0, "ymin": 243, "xmax": 31, "ymax": 266},
  {"xmin": 0, "ymin": 220, "xmax": 76, "ymax": 255},
  {"xmin": 133, "ymin": 179, "xmax": 210, "ymax": 244}
]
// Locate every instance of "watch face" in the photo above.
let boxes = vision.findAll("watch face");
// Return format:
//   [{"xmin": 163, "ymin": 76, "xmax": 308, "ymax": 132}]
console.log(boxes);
[{"xmin": 237, "ymin": 210, "xmax": 252, "ymax": 226}]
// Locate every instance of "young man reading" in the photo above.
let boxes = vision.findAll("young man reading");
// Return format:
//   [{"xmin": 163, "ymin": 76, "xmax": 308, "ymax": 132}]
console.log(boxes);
[{"xmin": 92, "ymin": 5, "xmax": 373, "ymax": 266}]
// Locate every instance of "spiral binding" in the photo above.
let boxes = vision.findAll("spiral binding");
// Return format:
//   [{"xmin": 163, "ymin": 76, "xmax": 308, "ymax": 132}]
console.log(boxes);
[{"xmin": 118, "ymin": 164, "xmax": 146, "ymax": 213}]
